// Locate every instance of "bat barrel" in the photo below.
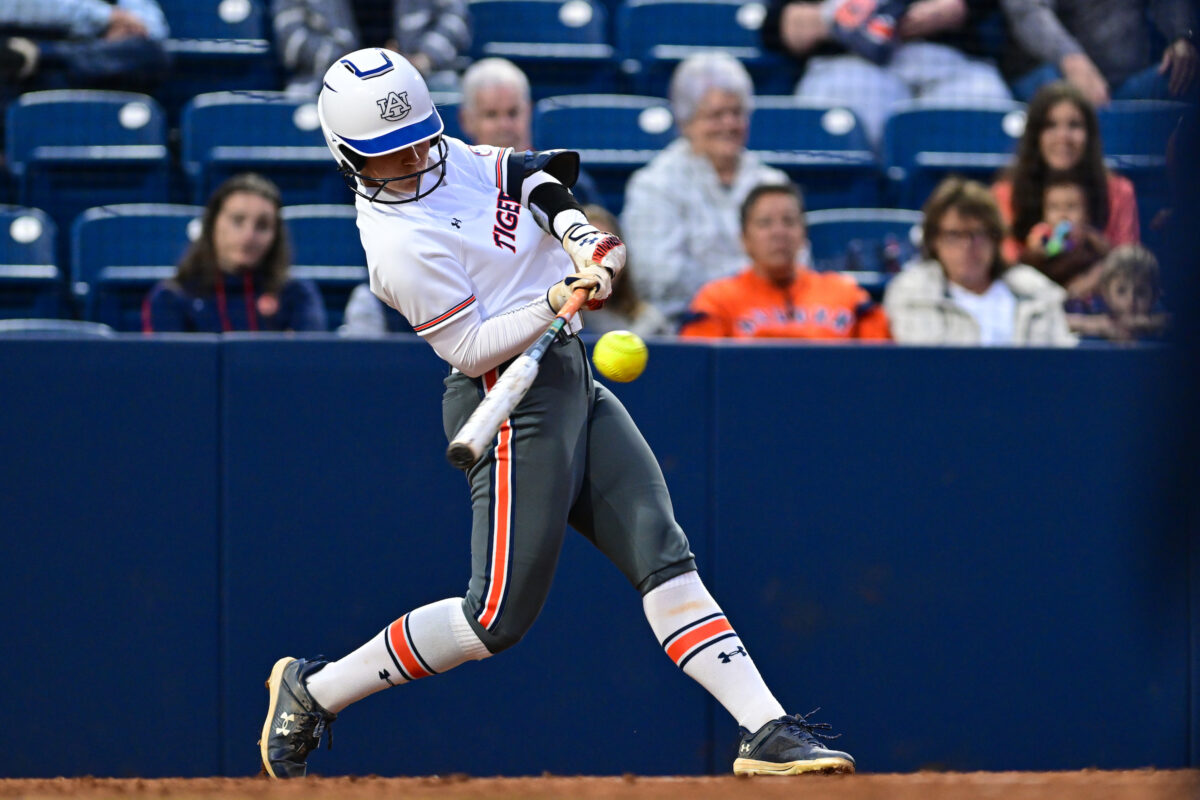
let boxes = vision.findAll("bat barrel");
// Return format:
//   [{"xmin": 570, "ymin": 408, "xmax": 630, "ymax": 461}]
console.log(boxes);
[{"xmin": 446, "ymin": 440, "xmax": 481, "ymax": 470}]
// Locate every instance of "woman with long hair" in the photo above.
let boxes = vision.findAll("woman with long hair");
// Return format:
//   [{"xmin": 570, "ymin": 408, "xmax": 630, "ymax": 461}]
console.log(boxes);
[
  {"xmin": 142, "ymin": 173, "xmax": 327, "ymax": 332},
  {"xmin": 992, "ymin": 81, "xmax": 1140, "ymax": 262}
]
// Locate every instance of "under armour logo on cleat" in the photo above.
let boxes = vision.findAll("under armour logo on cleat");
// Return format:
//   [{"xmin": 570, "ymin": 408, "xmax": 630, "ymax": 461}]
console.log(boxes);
[
  {"xmin": 718, "ymin": 647, "xmax": 747, "ymax": 663},
  {"xmin": 275, "ymin": 711, "xmax": 295, "ymax": 736},
  {"xmin": 739, "ymin": 742, "xmax": 751, "ymax": 755}
]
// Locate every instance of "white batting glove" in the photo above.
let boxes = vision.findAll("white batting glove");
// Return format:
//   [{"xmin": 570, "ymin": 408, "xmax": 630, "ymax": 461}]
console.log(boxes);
[
  {"xmin": 561, "ymin": 223, "xmax": 625, "ymax": 309},
  {"xmin": 547, "ymin": 271, "xmax": 603, "ymax": 313}
]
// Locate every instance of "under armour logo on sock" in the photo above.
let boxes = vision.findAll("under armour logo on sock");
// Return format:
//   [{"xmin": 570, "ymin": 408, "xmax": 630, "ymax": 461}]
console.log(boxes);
[
  {"xmin": 379, "ymin": 669, "xmax": 396, "ymax": 686},
  {"xmin": 718, "ymin": 646, "xmax": 747, "ymax": 663}
]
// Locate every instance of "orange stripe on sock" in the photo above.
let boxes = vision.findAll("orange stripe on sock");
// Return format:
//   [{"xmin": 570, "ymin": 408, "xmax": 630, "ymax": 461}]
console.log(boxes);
[
  {"xmin": 388, "ymin": 615, "xmax": 433, "ymax": 680},
  {"xmin": 665, "ymin": 618, "xmax": 733, "ymax": 665}
]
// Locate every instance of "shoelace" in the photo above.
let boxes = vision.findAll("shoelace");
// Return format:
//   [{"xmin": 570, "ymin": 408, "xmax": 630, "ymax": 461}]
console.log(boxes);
[
  {"xmin": 292, "ymin": 710, "xmax": 335, "ymax": 753},
  {"xmin": 782, "ymin": 708, "xmax": 842, "ymax": 742}
]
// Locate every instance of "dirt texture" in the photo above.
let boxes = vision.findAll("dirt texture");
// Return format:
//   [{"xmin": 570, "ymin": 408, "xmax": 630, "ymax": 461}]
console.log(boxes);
[{"xmin": 1, "ymin": 771, "xmax": 1197, "ymax": 800}]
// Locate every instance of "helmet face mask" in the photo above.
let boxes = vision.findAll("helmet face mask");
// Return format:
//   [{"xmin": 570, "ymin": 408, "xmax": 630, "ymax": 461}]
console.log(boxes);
[{"xmin": 318, "ymin": 48, "xmax": 447, "ymax": 204}]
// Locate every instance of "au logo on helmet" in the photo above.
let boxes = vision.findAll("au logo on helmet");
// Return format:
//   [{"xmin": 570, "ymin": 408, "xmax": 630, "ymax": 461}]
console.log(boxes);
[{"xmin": 376, "ymin": 91, "xmax": 411, "ymax": 122}]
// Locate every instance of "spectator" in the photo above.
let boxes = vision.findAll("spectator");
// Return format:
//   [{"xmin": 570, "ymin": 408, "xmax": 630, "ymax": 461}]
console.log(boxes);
[
  {"xmin": 578, "ymin": 205, "xmax": 672, "ymax": 338},
  {"xmin": 621, "ymin": 52, "xmax": 789, "ymax": 325},
  {"xmin": 680, "ymin": 183, "xmax": 890, "ymax": 339},
  {"xmin": 1001, "ymin": 0, "xmax": 1199, "ymax": 105},
  {"xmin": 143, "ymin": 173, "xmax": 328, "ymax": 333},
  {"xmin": 883, "ymin": 176, "xmax": 1076, "ymax": 345},
  {"xmin": 0, "ymin": 0, "xmax": 169, "ymax": 91},
  {"xmin": 992, "ymin": 81, "xmax": 1140, "ymax": 263},
  {"xmin": 271, "ymin": 0, "xmax": 469, "ymax": 95},
  {"xmin": 1020, "ymin": 173, "xmax": 1111, "ymax": 295},
  {"xmin": 457, "ymin": 57, "xmax": 600, "ymax": 205},
  {"xmin": 1066, "ymin": 243, "xmax": 1169, "ymax": 341},
  {"xmin": 761, "ymin": 0, "xmax": 1012, "ymax": 145}
]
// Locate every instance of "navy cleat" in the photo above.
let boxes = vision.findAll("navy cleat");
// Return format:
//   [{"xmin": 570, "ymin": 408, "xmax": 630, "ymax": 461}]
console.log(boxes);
[
  {"xmin": 732, "ymin": 710, "xmax": 855, "ymax": 776},
  {"xmin": 259, "ymin": 657, "xmax": 337, "ymax": 778}
]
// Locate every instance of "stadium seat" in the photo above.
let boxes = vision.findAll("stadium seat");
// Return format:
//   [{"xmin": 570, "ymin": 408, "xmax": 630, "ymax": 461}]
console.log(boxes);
[
  {"xmin": 1097, "ymin": 100, "xmax": 1192, "ymax": 235},
  {"xmin": 5, "ymin": 91, "xmax": 170, "ymax": 257},
  {"xmin": 71, "ymin": 204, "xmax": 203, "ymax": 331},
  {"xmin": 182, "ymin": 92, "xmax": 346, "ymax": 206},
  {"xmin": 804, "ymin": 207, "xmax": 923, "ymax": 299},
  {"xmin": 749, "ymin": 98, "xmax": 880, "ymax": 210},
  {"xmin": 0, "ymin": 319, "xmax": 115, "ymax": 337},
  {"xmin": 467, "ymin": 0, "xmax": 618, "ymax": 98},
  {"xmin": 881, "ymin": 100, "xmax": 1026, "ymax": 209},
  {"xmin": 533, "ymin": 94, "xmax": 676, "ymax": 212},
  {"xmin": 280, "ymin": 205, "xmax": 369, "ymax": 330},
  {"xmin": 0, "ymin": 207, "xmax": 61, "ymax": 320},
  {"xmin": 157, "ymin": 0, "xmax": 277, "ymax": 119},
  {"xmin": 617, "ymin": 0, "xmax": 797, "ymax": 95}
]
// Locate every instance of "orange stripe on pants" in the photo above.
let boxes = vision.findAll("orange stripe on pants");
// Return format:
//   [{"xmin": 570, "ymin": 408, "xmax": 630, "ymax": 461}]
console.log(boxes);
[{"xmin": 477, "ymin": 368, "xmax": 513, "ymax": 630}]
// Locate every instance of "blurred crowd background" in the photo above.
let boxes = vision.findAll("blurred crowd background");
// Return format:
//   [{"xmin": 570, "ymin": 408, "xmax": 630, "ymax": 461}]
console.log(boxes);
[{"xmin": 0, "ymin": 0, "xmax": 1197, "ymax": 346}]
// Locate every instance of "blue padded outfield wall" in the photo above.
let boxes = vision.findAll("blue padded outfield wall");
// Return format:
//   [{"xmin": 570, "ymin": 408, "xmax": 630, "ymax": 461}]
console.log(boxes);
[{"xmin": 0, "ymin": 336, "xmax": 1194, "ymax": 777}]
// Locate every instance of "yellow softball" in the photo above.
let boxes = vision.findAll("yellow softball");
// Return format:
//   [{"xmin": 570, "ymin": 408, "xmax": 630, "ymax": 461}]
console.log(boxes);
[{"xmin": 592, "ymin": 330, "xmax": 648, "ymax": 383}]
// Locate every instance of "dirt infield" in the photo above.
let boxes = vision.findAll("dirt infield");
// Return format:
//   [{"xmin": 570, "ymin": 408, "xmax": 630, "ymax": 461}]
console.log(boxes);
[{"xmin": 2, "ymin": 771, "xmax": 1197, "ymax": 800}]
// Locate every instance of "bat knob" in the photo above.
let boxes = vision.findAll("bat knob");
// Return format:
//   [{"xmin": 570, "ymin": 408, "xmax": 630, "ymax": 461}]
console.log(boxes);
[{"xmin": 446, "ymin": 441, "xmax": 480, "ymax": 470}]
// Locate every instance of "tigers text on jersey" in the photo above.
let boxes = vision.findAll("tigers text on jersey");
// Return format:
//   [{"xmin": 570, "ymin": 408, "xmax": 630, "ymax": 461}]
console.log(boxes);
[{"xmin": 355, "ymin": 136, "xmax": 581, "ymax": 366}]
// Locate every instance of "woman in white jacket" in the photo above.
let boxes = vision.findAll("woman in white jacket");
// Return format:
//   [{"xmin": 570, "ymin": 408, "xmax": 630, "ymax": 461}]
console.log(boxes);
[{"xmin": 884, "ymin": 177, "xmax": 1076, "ymax": 346}]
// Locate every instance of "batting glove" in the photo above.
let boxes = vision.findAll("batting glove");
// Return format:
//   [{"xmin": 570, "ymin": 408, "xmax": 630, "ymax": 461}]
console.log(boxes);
[
  {"xmin": 561, "ymin": 223, "xmax": 625, "ymax": 310},
  {"xmin": 547, "ymin": 271, "xmax": 604, "ymax": 313}
]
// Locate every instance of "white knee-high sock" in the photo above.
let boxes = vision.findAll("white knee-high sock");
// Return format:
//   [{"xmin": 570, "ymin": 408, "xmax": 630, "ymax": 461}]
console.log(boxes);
[
  {"xmin": 304, "ymin": 598, "xmax": 491, "ymax": 713},
  {"xmin": 643, "ymin": 571, "xmax": 785, "ymax": 732}
]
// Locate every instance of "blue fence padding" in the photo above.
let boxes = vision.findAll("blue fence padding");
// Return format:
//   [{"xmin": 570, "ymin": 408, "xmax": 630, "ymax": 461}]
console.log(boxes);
[
  {"xmin": 0, "ymin": 337, "xmax": 222, "ymax": 777},
  {"xmin": 219, "ymin": 336, "xmax": 713, "ymax": 776},
  {"xmin": 0, "ymin": 338, "xmax": 1193, "ymax": 777},
  {"xmin": 710, "ymin": 345, "xmax": 1188, "ymax": 772}
]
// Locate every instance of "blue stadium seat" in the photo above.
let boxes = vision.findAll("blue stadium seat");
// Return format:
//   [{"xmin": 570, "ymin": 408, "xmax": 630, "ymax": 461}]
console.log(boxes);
[
  {"xmin": 182, "ymin": 92, "xmax": 345, "ymax": 206},
  {"xmin": 467, "ymin": 0, "xmax": 618, "ymax": 98},
  {"xmin": 280, "ymin": 205, "xmax": 368, "ymax": 330},
  {"xmin": 804, "ymin": 208, "xmax": 923, "ymax": 299},
  {"xmin": 0, "ymin": 319, "xmax": 115, "ymax": 337},
  {"xmin": 1097, "ymin": 100, "xmax": 1192, "ymax": 236},
  {"xmin": 431, "ymin": 92, "xmax": 467, "ymax": 142},
  {"xmin": 533, "ymin": 94, "xmax": 676, "ymax": 213},
  {"xmin": 5, "ymin": 91, "xmax": 170, "ymax": 256},
  {"xmin": 881, "ymin": 100, "xmax": 1026, "ymax": 209},
  {"xmin": 71, "ymin": 204, "xmax": 202, "ymax": 331},
  {"xmin": 749, "ymin": 98, "xmax": 880, "ymax": 210},
  {"xmin": 0, "ymin": 207, "xmax": 61, "ymax": 320},
  {"xmin": 157, "ymin": 0, "xmax": 277, "ymax": 118},
  {"xmin": 617, "ymin": 0, "xmax": 797, "ymax": 96}
]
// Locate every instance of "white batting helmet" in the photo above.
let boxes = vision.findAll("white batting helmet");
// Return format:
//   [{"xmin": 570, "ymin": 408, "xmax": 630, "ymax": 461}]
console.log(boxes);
[{"xmin": 317, "ymin": 48, "xmax": 447, "ymax": 201}]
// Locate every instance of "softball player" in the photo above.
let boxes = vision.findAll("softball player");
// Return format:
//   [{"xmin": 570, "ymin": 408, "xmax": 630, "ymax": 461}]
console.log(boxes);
[{"xmin": 259, "ymin": 47, "xmax": 855, "ymax": 779}]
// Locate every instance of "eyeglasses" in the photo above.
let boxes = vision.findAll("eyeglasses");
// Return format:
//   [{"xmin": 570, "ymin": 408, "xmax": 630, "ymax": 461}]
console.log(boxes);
[{"xmin": 937, "ymin": 229, "xmax": 992, "ymax": 246}]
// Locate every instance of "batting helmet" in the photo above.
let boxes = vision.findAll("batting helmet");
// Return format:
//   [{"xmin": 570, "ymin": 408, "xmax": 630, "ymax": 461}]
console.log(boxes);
[{"xmin": 317, "ymin": 48, "xmax": 447, "ymax": 202}]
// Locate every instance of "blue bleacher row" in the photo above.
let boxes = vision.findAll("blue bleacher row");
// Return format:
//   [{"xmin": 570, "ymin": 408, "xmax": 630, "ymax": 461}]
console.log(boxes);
[{"xmin": 0, "ymin": 200, "xmax": 926, "ymax": 331}]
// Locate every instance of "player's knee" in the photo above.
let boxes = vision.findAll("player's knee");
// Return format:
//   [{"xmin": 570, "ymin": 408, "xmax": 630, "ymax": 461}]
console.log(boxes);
[{"xmin": 478, "ymin": 619, "xmax": 531, "ymax": 654}]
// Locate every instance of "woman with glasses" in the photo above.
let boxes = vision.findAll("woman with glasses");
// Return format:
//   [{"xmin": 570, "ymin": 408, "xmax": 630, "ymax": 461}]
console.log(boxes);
[{"xmin": 883, "ymin": 176, "xmax": 1076, "ymax": 345}]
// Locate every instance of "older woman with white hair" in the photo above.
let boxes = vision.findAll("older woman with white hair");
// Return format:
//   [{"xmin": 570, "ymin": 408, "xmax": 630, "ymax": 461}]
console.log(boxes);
[{"xmin": 621, "ymin": 52, "xmax": 788, "ymax": 325}]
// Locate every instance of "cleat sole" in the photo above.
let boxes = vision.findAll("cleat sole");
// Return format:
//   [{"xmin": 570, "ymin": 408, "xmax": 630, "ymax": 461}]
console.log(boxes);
[
  {"xmin": 733, "ymin": 756, "xmax": 855, "ymax": 776},
  {"xmin": 259, "ymin": 657, "xmax": 296, "ymax": 780}
]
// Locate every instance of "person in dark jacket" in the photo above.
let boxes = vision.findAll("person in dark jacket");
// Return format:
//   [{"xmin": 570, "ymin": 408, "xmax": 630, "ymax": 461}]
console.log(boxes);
[{"xmin": 142, "ymin": 173, "xmax": 328, "ymax": 333}]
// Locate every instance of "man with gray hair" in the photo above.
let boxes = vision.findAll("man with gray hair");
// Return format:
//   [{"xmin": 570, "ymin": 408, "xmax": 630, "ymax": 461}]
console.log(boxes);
[
  {"xmin": 621, "ymin": 52, "xmax": 789, "ymax": 326},
  {"xmin": 458, "ymin": 56, "xmax": 534, "ymax": 151}
]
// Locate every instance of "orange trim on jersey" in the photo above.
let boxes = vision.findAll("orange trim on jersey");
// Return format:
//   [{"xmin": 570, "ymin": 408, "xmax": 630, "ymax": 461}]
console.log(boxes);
[
  {"xmin": 665, "ymin": 618, "xmax": 734, "ymax": 665},
  {"xmin": 412, "ymin": 295, "xmax": 475, "ymax": 333},
  {"xmin": 477, "ymin": 368, "xmax": 514, "ymax": 631},
  {"xmin": 494, "ymin": 147, "xmax": 512, "ymax": 195},
  {"xmin": 387, "ymin": 614, "xmax": 434, "ymax": 680}
]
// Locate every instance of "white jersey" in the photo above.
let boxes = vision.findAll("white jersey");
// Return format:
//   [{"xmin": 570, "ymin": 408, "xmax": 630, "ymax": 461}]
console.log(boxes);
[{"xmin": 356, "ymin": 136, "xmax": 581, "ymax": 375}]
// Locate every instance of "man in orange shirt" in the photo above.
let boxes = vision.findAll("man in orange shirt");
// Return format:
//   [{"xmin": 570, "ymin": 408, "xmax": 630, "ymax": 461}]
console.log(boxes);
[{"xmin": 680, "ymin": 183, "xmax": 890, "ymax": 339}]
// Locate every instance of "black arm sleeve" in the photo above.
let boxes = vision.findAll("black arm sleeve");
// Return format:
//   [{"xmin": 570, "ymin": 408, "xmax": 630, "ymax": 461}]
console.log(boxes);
[
  {"xmin": 504, "ymin": 148, "xmax": 582, "ymax": 200},
  {"xmin": 527, "ymin": 182, "xmax": 585, "ymax": 237}
]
